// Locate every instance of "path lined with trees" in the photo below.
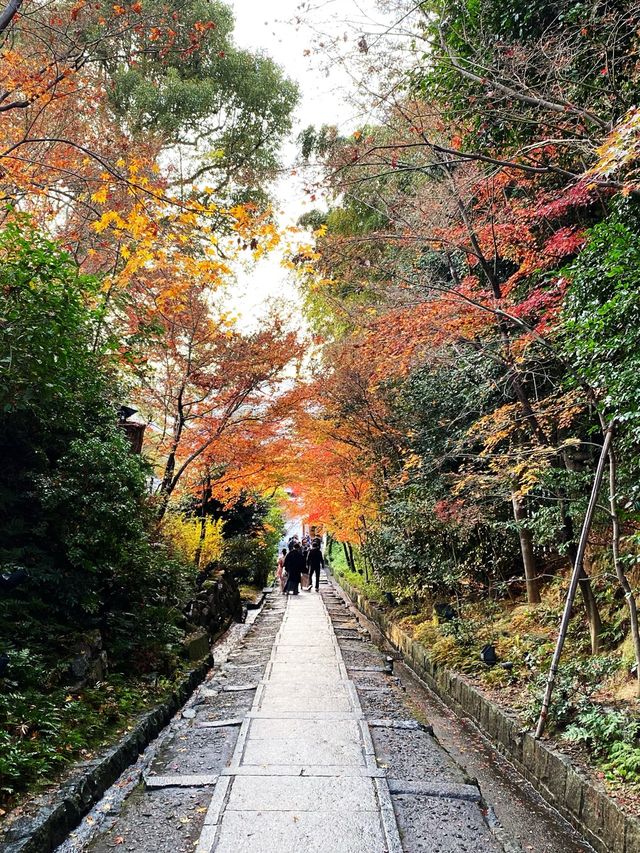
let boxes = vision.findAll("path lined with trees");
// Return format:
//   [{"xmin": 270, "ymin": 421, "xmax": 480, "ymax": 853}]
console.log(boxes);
[
  {"xmin": 288, "ymin": 0, "xmax": 640, "ymax": 823},
  {"xmin": 1, "ymin": 0, "xmax": 640, "ymax": 849}
]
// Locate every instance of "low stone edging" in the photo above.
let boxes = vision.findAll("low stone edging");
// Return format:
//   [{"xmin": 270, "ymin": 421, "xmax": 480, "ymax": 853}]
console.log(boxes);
[
  {"xmin": 330, "ymin": 570, "xmax": 640, "ymax": 853},
  {"xmin": 1, "ymin": 655, "xmax": 214, "ymax": 853}
]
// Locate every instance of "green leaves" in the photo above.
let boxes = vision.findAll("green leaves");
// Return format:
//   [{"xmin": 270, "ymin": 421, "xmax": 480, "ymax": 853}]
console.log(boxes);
[
  {"xmin": 562, "ymin": 199, "xmax": 640, "ymax": 481},
  {"xmin": 105, "ymin": 0, "xmax": 298, "ymax": 192}
]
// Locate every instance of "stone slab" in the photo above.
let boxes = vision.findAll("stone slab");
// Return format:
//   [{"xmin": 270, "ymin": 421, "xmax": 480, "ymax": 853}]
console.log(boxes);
[
  {"xmin": 248, "ymin": 717, "xmax": 361, "ymax": 742},
  {"xmin": 212, "ymin": 810, "xmax": 387, "ymax": 853},
  {"xmin": 226, "ymin": 774, "xmax": 378, "ymax": 812},
  {"xmin": 367, "ymin": 719, "xmax": 421, "ymax": 730},
  {"xmin": 247, "ymin": 711, "xmax": 362, "ymax": 721},
  {"xmin": 258, "ymin": 694, "xmax": 354, "ymax": 714},
  {"xmin": 197, "ymin": 718, "xmax": 244, "ymax": 729},
  {"xmin": 220, "ymin": 765, "xmax": 386, "ymax": 778},
  {"xmin": 268, "ymin": 661, "xmax": 341, "ymax": 676},
  {"xmin": 242, "ymin": 737, "xmax": 365, "ymax": 767},
  {"xmin": 144, "ymin": 773, "xmax": 218, "ymax": 789},
  {"xmin": 259, "ymin": 682, "xmax": 350, "ymax": 700},
  {"xmin": 387, "ymin": 778, "xmax": 481, "ymax": 801},
  {"xmin": 271, "ymin": 649, "xmax": 337, "ymax": 661}
]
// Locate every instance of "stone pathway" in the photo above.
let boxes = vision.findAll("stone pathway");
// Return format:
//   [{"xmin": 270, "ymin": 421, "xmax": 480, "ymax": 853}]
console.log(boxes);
[
  {"xmin": 64, "ymin": 572, "xmax": 589, "ymax": 853},
  {"xmin": 196, "ymin": 589, "xmax": 401, "ymax": 853}
]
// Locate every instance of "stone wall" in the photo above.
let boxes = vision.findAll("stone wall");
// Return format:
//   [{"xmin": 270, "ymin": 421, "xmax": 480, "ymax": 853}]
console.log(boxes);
[
  {"xmin": 1, "ymin": 658, "xmax": 213, "ymax": 853},
  {"xmin": 186, "ymin": 569, "xmax": 243, "ymax": 640},
  {"xmin": 330, "ymin": 570, "xmax": 640, "ymax": 853}
]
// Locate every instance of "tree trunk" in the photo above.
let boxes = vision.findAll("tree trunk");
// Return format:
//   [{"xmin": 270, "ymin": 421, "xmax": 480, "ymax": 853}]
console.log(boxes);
[
  {"xmin": 156, "ymin": 401, "xmax": 186, "ymax": 521},
  {"xmin": 535, "ymin": 422, "xmax": 614, "ymax": 737},
  {"xmin": 347, "ymin": 542, "xmax": 357, "ymax": 573},
  {"xmin": 578, "ymin": 558, "xmax": 603, "ymax": 654},
  {"xmin": 511, "ymin": 492, "xmax": 541, "ymax": 604},
  {"xmin": 193, "ymin": 475, "xmax": 211, "ymax": 570},
  {"xmin": 559, "ymin": 496, "xmax": 603, "ymax": 654}
]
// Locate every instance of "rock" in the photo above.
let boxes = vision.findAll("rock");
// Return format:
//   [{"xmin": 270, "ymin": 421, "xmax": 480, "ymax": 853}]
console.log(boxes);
[
  {"xmin": 67, "ymin": 630, "xmax": 108, "ymax": 686},
  {"xmin": 182, "ymin": 631, "xmax": 210, "ymax": 662},
  {"xmin": 185, "ymin": 570, "xmax": 243, "ymax": 639}
]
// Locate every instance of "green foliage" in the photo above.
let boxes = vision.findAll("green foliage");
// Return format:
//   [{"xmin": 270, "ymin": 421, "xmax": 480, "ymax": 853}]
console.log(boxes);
[
  {"xmin": 327, "ymin": 543, "xmax": 383, "ymax": 603},
  {"xmin": 419, "ymin": 0, "xmax": 639, "ymax": 152},
  {"xmin": 105, "ymin": 0, "xmax": 298, "ymax": 193},
  {"xmin": 564, "ymin": 705, "xmax": 640, "ymax": 783},
  {"xmin": 365, "ymin": 359, "xmax": 523, "ymax": 596},
  {"xmin": 602, "ymin": 741, "xmax": 640, "ymax": 783},
  {"xmin": 524, "ymin": 656, "xmax": 619, "ymax": 729},
  {"xmin": 0, "ymin": 219, "xmax": 195, "ymax": 805},
  {"xmin": 563, "ymin": 199, "xmax": 640, "ymax": 480},
  {"xmin": 0, "ymin": 219, "xmax": 193, "ymax": 650},
  {"xmin": 0, "ymin": 649, "xmax": 183, "ymax": 802},
  {"xmin": 219, "ymin": 497, "xmax": 284, "ymax": 588},
  {"xmin": 222, "ymin": 536, "xmax": 271, "ymax": 589}
]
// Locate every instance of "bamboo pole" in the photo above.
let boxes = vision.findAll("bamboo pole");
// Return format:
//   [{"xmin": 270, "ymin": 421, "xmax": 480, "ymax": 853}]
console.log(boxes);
[
  {"xmin": 534, "ymin": 421, "xmax": 615, "ymax": 739},
  {"xmin": 606, "ymin": 439, "xmax": 640, "ymax": 697}
]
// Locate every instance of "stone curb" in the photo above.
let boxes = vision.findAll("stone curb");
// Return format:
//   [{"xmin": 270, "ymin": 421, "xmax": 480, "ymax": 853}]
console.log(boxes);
[
  {"xmin": 329, "ymin": 569, "xmax": 640, "ymax": 853},
  {"xmin": 245, "ymin": 590, "xmax": 267, "ymax": 610},
  {"xmin": 1, "ymin": 654, "xmax": 214, "ymax": 853}
]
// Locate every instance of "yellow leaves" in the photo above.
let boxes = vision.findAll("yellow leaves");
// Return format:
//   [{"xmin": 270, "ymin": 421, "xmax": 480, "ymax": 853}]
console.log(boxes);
[
  {"xmin": 510, "ymin": 460, "xmax": 544, "ymax": 497},
  {"xmin": 587, "ymin": 106, "xmax": 640, "ymax": 190},
  {"xmin": 162, "ymin": 513, "xmax": 224, "ymax": 566},
  {"xmin": 93, "ymin": 210, "xmax": 125, "ymax": 233},
  {"xmin": 229, "ymin": 204, "xmax": 251, "ymax": 227},
  {"xmin": 403, "ymin": 453, "xmax": 422, "ymax": 471},
  {"xmin": 91, "ymin": 186, "xmax": 108, "ymax": 205}
]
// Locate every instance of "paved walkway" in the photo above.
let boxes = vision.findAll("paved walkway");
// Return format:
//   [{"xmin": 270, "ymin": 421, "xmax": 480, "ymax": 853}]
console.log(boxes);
[
  {"xmin": 196, "ymin": 589, "xmax": 401, "ymax": 853},
  {"xmin": 56, "ymin": 578, "xmax": 589, "ymax": 853}
]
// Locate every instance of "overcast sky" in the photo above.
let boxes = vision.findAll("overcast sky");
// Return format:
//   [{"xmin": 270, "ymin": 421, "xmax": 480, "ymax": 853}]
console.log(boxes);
[{"xmin": 226, "ymin": 0, "xmax": 401, "ymax": 325}]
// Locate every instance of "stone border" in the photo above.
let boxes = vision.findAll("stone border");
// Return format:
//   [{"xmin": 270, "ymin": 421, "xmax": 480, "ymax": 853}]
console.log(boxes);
[
  {"xmin": 1, "ymin": 655, "xmax": 214, "ymax": 853},
  {"xmin": 329, "ymin": 569, "xmax": 640, "ymax": 853}
]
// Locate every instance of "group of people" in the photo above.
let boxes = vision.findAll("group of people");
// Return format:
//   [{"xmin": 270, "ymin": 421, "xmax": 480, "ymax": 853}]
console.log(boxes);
[{"xmin": 276, "ymin": 534, "xmax": 325, "ymax": 595}]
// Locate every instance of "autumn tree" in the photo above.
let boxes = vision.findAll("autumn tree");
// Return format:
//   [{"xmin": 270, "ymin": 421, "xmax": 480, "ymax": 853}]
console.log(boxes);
[{"xmin": 292, "ymin": 0, "xmax": 640, "ymax": 639}]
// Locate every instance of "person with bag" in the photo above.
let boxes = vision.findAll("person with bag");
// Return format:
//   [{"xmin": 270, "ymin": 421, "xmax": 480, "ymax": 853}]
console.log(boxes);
[
  {"xmin": 306, "ymin": 540, "xmax": 324, "ymax": 592},
  {"xmin": 276, "ymin": 547, "xmax": 287, "ymax": 594}
]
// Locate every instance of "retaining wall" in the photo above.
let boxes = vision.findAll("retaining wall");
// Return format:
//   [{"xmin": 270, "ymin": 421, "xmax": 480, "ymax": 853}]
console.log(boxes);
[{"xmin": 331, "ymin": 570, "xmax": 640, "ymax": 853}]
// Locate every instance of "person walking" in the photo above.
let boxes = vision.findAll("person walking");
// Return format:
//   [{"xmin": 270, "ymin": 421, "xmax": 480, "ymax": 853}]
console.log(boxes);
[
  {"xmin": 306, "ymin": 540, "xmax": 325, "ymax": 592},
  {"xmin": 276, "ymin": 548, "xmax": 287, "ymax": 594},
  {"xmin": 283, "ymin": 543, "xmax": 305, "ymax": 595}
]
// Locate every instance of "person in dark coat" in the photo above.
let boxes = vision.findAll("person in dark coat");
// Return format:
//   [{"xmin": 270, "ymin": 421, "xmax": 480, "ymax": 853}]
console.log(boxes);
[
  {"xmin": 306, "ymin": 541, "xmax": 325, "ymax": 591},
  {"xmin": 283, "ymin": 543, "xmax": 305, "ymax": 595}
]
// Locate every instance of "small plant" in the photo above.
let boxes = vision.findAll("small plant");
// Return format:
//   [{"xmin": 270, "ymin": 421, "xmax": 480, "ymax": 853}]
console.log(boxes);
[
  {"xmin": 601, "ymin": 742, "xmax": 640, "ymax": 783},
  {"xmin": 563, "ymin": 705, "xmax": 640, "ymax": 784},
  {"xmin": 523, "ymin": 655, "xmax": 619, "ymax": 729}
]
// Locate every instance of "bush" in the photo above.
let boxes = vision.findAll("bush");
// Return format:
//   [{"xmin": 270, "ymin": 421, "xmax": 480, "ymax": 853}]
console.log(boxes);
[
  {"xmin": 223, "ymin": 535, "xmax": 273, "ymax": 588},
  {"xmin": 0, "ymin": 219, "xmax": 196, "ymax": 806}
]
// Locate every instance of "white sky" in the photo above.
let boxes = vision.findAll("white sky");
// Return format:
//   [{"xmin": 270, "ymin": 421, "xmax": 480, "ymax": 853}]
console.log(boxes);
[{"xmin": 227, "ymin": 0, "xmax": 404, "ymax": 325}]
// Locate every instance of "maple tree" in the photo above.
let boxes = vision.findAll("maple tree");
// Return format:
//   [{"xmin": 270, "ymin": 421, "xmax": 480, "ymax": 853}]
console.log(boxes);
[
  {"xmin": 0, "ymin": 2, "xmax": 304, "ymax": 809},
  {"xmin": 291, "ymin": 0, "xmax": 640, "ymax": 676}
]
